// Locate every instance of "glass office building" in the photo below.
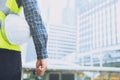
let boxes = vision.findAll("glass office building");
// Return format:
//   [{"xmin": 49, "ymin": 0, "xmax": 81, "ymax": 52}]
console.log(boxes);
[
  {"xmin": 77, "ymin": 0, "xmax": 120, "ymax": 66},
  {"xmin": 47, "ymin": 24, "xmax": 77, "ymax": 59},
  {"xmin": 47, "ymin": 0, "xmax": 77, "ymax": 60}
]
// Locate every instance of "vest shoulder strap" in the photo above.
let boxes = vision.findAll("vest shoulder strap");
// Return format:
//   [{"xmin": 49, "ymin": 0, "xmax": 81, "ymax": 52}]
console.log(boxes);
[
  {"xmin": 0, "ymin": 0, "xmax": 22, "ymax": 15},
  {"xmin": 16, "ymin": 0, "xmax": 22, "ymax": 8}
]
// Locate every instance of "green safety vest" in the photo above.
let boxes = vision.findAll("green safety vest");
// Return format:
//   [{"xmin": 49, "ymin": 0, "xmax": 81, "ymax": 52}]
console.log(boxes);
[{"xmin": 0, "ymin": 0, "xmax": 22, "ymax": 51}]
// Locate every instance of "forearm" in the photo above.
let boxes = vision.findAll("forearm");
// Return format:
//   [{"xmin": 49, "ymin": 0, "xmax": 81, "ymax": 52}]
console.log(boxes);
[{"xmin": 22, "ymin": 0, "xmax": 48, "ymax": 59}]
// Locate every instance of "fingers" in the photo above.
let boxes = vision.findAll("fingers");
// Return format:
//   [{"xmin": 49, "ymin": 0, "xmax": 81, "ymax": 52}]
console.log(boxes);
[
  {"xmin": 36, "ymin": 65, "xmax": 47, "ymax": 76},
  {"xmin": 36, "ymin": 68, "xmax": 44, "ymax": 76},
  {"xmin": 36, "ymin": 59, "xmax": 47, "ymax": 76},
  {"xmin": 36, "ymin": 62, "xmax": 40, "ymax": 68}
]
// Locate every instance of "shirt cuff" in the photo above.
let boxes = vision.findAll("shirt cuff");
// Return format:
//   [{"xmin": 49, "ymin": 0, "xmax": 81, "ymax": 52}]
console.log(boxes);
[{"xmin": 37, "ymin": 48, "xmax": 48, "ymax": 59}]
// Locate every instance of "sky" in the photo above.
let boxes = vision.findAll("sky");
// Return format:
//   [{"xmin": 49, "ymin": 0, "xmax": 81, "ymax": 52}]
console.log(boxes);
[
  {"xmin": 37, "ymin": 0, "xmax": 75, "ymax": 25},
  {"xmin": 20, "ymin": 0, "xmax": 75, "ymax": 25}
]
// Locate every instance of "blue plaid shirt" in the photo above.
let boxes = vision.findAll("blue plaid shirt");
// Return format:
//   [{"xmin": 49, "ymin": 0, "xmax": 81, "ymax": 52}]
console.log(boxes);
[{"xmin": 22, "ymin": 0, "xmax": 48, "ymax": 59}]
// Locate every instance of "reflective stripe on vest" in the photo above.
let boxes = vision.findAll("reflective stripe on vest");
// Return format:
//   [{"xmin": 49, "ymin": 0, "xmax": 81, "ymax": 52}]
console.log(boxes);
[{"xmin": 0, "ymin": 0, "xmax": 22, "ymax": 51}]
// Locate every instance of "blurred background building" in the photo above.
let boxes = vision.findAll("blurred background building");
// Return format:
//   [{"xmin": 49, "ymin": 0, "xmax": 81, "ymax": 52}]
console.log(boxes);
[
  {"xmin": 21, "ymin": 0, "xmax": 120, "ymax": 80},
  {"xmin": 76, "ymin": 0, "xmax": 120, "ymax": 67}
]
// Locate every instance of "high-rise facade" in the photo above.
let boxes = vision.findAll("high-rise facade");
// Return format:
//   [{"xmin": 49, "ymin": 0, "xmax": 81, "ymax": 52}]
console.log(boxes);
[
  {"xmin": 47, "ymin": 0, "xmax": 77, "ymax": 60},
  {"xmin": 47, "ymin": 24, "xmax": 77, "ymax": 59},
  {"xmin": 77, "ymin": 0, "xmax": 120, "ymax": 66},
  {"xmin": 62, "ymin": 0, "xmax": 77, "ymax": 26}
]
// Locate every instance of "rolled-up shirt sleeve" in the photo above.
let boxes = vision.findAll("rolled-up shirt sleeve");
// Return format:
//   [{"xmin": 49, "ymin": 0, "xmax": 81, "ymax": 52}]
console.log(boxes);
[{"xmin": 22, "ymin": 0, "xmax": 48, "ymax": 59}]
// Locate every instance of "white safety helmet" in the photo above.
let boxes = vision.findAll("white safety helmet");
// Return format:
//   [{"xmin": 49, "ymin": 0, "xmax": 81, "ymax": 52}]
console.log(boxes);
[{"xmin": 3, "ymin": 14, "xmax": 31, "ymax": 45}]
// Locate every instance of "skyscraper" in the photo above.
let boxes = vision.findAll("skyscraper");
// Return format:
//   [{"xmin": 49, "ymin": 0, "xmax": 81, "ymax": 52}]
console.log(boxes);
[
  {"xmin": 62, "ymin": 0, "xmax": 77, "ymax": 26},
  {"xmin": 47, "ymin": 24, "xmax": 77, "ymax": 59},
  {"xmin": 77, "ymin": 0, "xmax": 120, "ymax": 66},
  {"xmin": 46, "ymin": 0, "xmax": 77, "ymax": 60}
]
